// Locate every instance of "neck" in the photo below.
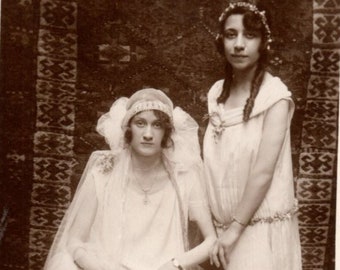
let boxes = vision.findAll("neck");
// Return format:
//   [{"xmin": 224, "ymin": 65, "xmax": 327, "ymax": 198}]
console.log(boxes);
[
  {"xmin": 232, "ymin": 64, "xmax": 258, "ymax": 93},
  {"xmin": 131, "ymin": 152, "xmax": 162, "ymax": 172}
]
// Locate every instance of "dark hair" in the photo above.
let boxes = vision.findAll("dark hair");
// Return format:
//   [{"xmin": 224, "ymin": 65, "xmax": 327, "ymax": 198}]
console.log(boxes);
[
  {"xmin": 215, "ymin": 4, "xmax": 271, "ymax": 121},
  {"xmin": 124, "ymin": 110, "xmax": 174, "ymax": 148}
]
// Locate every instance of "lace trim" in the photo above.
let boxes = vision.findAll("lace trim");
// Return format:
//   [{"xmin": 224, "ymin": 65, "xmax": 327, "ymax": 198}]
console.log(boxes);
[
  {"xmin": 214, "ymin": 200, "xmax": 299, "ymax": 230},
  {"xmin": 96, "ymin": 152, "xmax": 115, "ymax": 174}
]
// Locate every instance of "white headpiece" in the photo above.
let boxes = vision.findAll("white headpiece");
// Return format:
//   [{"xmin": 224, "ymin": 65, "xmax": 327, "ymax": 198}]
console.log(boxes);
[
  {"xmin": 96, "ymin": 88, "xmax": 201, "ymax": 169},
  {"xmin": 44, "ymin": 89, "xmax": 202, "ymax": 270}
]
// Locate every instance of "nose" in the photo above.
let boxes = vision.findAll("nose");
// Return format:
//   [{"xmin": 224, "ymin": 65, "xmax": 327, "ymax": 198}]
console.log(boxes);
[
  {"xmin": 234, "ymin": 35, "xmax": 245, "ymax": 52},
  {"xmin": 143, "ymin": 125, "xmax": 153, "ymax": 141}
]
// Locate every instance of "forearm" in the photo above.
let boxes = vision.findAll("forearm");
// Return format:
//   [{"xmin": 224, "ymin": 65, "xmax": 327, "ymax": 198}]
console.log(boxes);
[
  {"xmin": 176, "ymin": 235, "xmax": 216, "ymax": 268},
  {"xmin": 234, "ymin": 102, "xmax": 290, "ymax": 225},
  {"xmin": 234, "ymin": 171, "xmax": 273, "ymax": 225}
]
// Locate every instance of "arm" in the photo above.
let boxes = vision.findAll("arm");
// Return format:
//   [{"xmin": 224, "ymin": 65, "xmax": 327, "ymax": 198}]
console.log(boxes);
[
  {"xmin": 68, "ymin": 175, "xmax": 98, "ymax": 269},
  {"xmin": 159, "ymin": 168, "xmax": 217, "ymax": 270},
  {"xmin": 235, "ymin": 99, "xmax": 290, "ymax": 225},
  {"xmin": 65, "ymin": 153, "xmax": 103, "ymax": 270},
  {"xmin": 45, "ymin": 154, "xmax": 101, "ymax": 270},
  {"xmin": 212, "ymin": 99, "xmax": 290, "ymax": 269},
  {"xmin": 175, "ymin": 205, "xmax": 216, "ymax": 268}
]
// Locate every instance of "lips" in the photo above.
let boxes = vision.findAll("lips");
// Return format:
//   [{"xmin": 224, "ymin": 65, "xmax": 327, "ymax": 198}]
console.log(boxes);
[
  {"xmin": 231, "ymin": 54, "xmax": 247, "ymax": 58},
  {"xmin": 141, "ymin": 142, "xmax": 153, "ymax": 146}
]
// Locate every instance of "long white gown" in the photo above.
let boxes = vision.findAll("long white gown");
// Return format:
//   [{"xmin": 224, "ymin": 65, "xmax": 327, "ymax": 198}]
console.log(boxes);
[
  {"xmin": 44, "ymin": 148, "xmax": 208, "ymax": 270},
  {"xmin": 43, "ymin": 101, "xmax": 210, "ymax": 270},
  {"xmin": 203, "ymin": 72, "xmax": 302, "ymax": 270}
]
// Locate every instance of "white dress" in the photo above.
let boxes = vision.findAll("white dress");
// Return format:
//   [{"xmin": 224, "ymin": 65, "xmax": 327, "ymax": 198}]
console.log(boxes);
[
  {"xmin": 203, "ymin": 73, "xmax": 302, "ymax": 270},
  {"xmin": 44, "ymin": 149, "xmax": 208, "ymax": 270}
]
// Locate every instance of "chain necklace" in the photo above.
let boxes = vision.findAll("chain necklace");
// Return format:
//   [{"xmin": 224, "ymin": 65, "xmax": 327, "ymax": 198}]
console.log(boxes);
[{"xmin": 132, "ymin": 167, "xmax": 162, "ymax": 205}]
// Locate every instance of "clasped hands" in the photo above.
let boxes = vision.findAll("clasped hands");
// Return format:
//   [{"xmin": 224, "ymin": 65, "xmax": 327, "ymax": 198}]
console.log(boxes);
[{"xmin": 209, "ymin": 222, "xmax": 244, "ymax": 270}]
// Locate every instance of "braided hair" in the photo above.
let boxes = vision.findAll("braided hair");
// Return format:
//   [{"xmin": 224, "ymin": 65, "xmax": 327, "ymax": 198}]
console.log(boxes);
[{"xmin": 215, "ymin": 3, "xmax": 271, "ymax": 121}]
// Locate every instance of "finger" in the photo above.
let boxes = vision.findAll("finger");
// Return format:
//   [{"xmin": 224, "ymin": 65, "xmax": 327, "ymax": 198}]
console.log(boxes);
[
  {"xmin": 209, "ymin": 243, "xmax": 214, "ymax": 265},
  {"xmin": 210, "ymin": 242, "xmax": 220, "ymax": 268},
  {"xmin": 218, "ymin": 246, "xmax": 228, "ymax": 270}
]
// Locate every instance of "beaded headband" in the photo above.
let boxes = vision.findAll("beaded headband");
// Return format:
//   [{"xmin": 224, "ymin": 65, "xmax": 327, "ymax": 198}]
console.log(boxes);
[
  {"xmin": 122, "ymin": 100, "xmax": 173, "ymax": 128},
  {"xmin": 218, "ymin": 2, "xmax": 273, "ymax": 44}
]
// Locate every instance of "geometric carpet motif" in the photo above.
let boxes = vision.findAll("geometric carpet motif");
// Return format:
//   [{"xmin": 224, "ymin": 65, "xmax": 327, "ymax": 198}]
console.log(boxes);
[
  {"xmin": 296, "ymin": 1, "xmax": 339, "ymax": 270},
  {"xmin": 0, "ymin": 0, "xmax": 337, "ymax": 270}
]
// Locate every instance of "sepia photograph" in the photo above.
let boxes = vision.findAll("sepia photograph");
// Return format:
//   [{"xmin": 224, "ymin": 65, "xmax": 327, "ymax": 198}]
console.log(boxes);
[{"xmin": 0, "ymin": 0, "xmax": 338, "ymax": 269}]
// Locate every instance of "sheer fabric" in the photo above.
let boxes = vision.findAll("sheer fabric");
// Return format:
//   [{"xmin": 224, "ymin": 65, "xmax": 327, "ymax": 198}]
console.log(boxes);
[
  {"xmin": 44, "ymin": 102, "xmax": 209, "ymax": 270},
  {"xmin": 203, "ymin": 72, "xmax": 302, "ymax": 270}
]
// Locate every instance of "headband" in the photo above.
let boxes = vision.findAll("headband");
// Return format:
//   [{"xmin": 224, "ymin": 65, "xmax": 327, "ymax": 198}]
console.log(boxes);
[
  {"xmin": 121, "ymin": 88, "xmax": 173, "ymax": 128},
  {"xmin": 218, "ymin": 2, "xmax": 273, "ymax": 44}
]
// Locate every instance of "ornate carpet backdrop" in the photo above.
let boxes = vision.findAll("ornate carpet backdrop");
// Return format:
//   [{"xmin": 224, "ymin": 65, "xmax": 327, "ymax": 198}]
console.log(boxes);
[{"xmin": 0, "ymin": 0, "xmax": 338, "ymax": 269}]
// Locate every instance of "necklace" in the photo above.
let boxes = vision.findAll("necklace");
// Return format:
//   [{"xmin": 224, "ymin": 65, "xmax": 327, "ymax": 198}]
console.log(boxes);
[{"xmin": 132, "ymin": 168, "xmax": 162, "ymax": 205}]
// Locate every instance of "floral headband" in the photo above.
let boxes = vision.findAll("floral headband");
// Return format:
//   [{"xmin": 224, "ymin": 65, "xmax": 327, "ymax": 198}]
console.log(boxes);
[{"xmin": 219, "ymin": 2, "xmax": 273, "ymax": 44}]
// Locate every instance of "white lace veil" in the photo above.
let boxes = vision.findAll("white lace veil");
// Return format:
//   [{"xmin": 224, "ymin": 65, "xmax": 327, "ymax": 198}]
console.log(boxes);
[{"xmin": 44, "ymin": 88, "xmax": 203, "ymax": 270}]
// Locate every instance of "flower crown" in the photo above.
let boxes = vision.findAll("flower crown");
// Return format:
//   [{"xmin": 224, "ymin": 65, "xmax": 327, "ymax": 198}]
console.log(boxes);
[{"xmin": 219, "ymin": 2, "xmax": 273, "ymax": 44}]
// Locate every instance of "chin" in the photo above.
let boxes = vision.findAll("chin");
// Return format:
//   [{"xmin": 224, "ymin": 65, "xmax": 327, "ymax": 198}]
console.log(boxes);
[
  {"xmin": 135, "ymin": 149, "xmax": 162, "ymax": 158},
  {"xmin": 232, "ymin": 63, "xmax": 257, "ymax": 72}
]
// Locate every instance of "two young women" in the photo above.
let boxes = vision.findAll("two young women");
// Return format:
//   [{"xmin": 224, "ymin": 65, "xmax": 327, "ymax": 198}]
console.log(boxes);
[{"xmin": 45, "ymin": 2, "xmax": 302, "ymax": 270}]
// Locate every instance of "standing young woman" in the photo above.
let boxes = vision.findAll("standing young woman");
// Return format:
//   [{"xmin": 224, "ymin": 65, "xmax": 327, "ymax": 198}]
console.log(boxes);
[
  {"xmin": 203, "ymin": 2, "xmax": 302, "ymax": 270},
  {"xmin": 44, "ymin": 88, "xmax": 216, "ymax": 270}
]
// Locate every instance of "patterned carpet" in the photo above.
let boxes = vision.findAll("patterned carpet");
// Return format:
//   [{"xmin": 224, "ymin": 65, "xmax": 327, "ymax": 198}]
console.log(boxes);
[{"xmin": 0, "ymin": 0, "xmax": 338, "ymax": 269}]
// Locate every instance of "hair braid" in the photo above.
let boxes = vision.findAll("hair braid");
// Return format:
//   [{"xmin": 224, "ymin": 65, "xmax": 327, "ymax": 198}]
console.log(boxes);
[
  {"xmin": 243, "ymin": 64, "xmax": 265, "ymax": 121},
  {"xmin": 217, "ymin": 63, "xmax": 233, "ymax": 104}
]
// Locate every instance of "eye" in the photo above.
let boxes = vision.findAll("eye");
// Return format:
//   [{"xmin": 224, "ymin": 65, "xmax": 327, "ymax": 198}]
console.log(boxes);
[
  {"xmin": 133, "ymin": 119, "xmax": 146, "ymax": 127},
  {"xmin": 153, "ymin": 120, "xmax": 163, "ymax": 129},
  {"xmin": 223, "ymin": 30, "xmax": 237, "ymax": 39},
  {"xmin": 244, "ymin": 31, "xmax": 259, "ymax": 39}
]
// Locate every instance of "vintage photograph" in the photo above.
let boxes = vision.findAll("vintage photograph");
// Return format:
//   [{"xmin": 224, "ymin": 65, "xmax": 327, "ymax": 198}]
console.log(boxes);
[{"xmin": 0, "ymin": 0, "xmax": 338, "ymax": 269}]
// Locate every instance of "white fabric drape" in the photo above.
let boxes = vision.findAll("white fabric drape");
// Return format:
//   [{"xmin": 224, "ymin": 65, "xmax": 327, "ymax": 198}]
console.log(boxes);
[
  {"xmin": 203, "ymin": 72, "xmax": 302, "ymax": 270},
  {"xmin": 44, "ymin": 102, "xmax": 209, "ymax": 270}
]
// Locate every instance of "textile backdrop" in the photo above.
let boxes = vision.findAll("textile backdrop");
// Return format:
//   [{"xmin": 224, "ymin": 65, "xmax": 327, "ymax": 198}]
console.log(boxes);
[{"xmin": 0, "ymin": 0, "xmax": 338, "ymax": 269}]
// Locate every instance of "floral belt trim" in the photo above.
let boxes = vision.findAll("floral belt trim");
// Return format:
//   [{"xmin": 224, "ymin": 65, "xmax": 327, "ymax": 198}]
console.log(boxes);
[{"xmin": 214, "ymin": 199, "xmax": 299, "ymax": 230}]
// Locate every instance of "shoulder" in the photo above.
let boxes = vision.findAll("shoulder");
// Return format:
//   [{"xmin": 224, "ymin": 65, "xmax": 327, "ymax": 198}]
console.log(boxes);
[
  {"xmin": 267, "ymin": 99, "xmax": 290, "ymax": 116},
  {"xmin": 207, "ymin": 79, "xmax": 224, "ymax": 100},
  {"xmin": 257, "ymin": 72, "xmax": 294, "ymax": 106},
  {"xmin": 262, "ymin": 72, "xmax": 290, "ymax": 95},
  {"xmin": 89, "ymin": 150, "xmax": 115, "ymax": 174}
]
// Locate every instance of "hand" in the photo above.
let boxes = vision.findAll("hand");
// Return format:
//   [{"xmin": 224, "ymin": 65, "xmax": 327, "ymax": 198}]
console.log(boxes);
[
  {"xmin": 209, "ymin": 223, "xmax": 244, "ymax": 270},
  {"xmin": 75, "ymin": 249, "xmax": 105, "ymax": 270},
  {"xmin": 157, "ymin": 260, "xmax": 177, "ymax": 270}
]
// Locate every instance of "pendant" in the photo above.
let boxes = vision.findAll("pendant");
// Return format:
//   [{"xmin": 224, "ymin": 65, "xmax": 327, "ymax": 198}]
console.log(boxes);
[{"xmin": 143, "ymin": 192, "xmax": 150, "ymax": 205}]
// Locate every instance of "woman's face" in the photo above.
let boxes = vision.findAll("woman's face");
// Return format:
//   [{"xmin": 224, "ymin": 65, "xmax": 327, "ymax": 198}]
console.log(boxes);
[
  {"xmin": 129, "ymin": 110, "xmax": 165, "ymax": 158},
  {"xmin": 222, "ymin": 14, "xmax": 262, "ymax": 72}
]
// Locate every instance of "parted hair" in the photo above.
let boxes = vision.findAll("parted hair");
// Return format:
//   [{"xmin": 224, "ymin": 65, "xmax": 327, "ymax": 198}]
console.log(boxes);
[
  {"xmin": 124, "ymin": 110, "xmax": 174, "ymax": 148},
  {"xmin": 215, "ymin": 4, "xmax": 272, "ymax": 121}
]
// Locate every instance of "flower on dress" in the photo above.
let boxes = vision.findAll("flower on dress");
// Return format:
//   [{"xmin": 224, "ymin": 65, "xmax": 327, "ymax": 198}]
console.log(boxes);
[
  {"xmin": 97, "ymin": 153, "xmax": 115, "ymax": 174},
  {"xmin": 209, "ymin": 111, "xmax": 226, "ymax": 143}
]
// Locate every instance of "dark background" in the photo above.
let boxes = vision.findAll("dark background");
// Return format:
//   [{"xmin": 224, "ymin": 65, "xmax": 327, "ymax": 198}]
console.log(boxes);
[{"xmin": 0, "ymin": 0, "xmax": 338, "ymax": 269}]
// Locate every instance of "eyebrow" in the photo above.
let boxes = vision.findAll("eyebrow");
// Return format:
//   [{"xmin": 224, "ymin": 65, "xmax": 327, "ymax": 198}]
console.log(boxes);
[{"xmin": 133, "ymin": 116, "xmax": 159, "ymax": 122}]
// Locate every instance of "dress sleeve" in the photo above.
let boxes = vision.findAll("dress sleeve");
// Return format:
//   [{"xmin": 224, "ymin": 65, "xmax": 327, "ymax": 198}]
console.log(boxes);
[{"xmin": 44, "ymin": 152, "xmax": 101, "ymax": 270}]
